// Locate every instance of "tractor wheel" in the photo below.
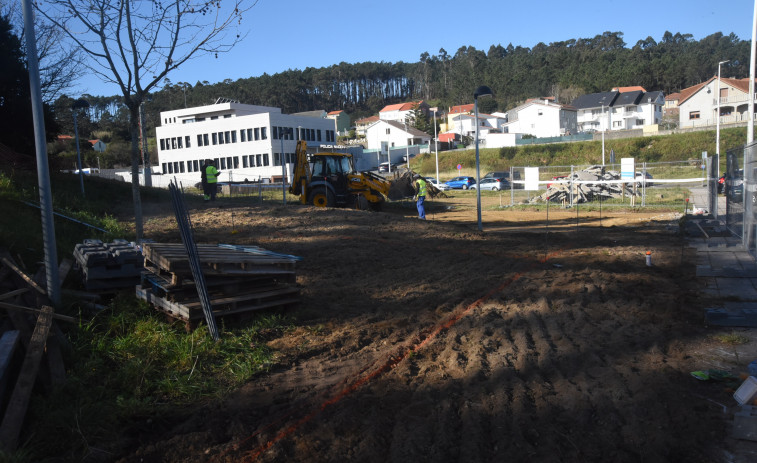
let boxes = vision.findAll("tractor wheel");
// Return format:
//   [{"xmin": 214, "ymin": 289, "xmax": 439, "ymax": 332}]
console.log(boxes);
[
  {"xmin": 355, "ymin": 195, "xmax": 371, "ymax": 210},
  {"xmin": 310, "ymin": 188, "xmax": 334, "ymax": 207}
]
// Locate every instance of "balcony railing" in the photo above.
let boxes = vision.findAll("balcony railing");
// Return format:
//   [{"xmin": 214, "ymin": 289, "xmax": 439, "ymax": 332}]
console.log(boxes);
[{"xmin": 713, "ymin": 94, "xmax": 757, "ymax": 106}]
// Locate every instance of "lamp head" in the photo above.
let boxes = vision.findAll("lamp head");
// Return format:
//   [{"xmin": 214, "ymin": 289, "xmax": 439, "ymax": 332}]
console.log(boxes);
[
  {"xmin": 474, "ymin": 85, "xmax": 493, "ymax": 99},
  {"xmin": 72, "ymin": 99, "xmax": 90, "ymax": 110}
]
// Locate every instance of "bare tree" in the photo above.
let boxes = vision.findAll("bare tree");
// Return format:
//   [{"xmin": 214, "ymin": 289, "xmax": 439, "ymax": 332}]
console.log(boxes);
[
  {"xmin": 1, "ymin": 0, "xmax": 84, "ymax": 103},
  {"xmin": 36, "ymin": 0, "xmax": 258, "ymax": 240}
]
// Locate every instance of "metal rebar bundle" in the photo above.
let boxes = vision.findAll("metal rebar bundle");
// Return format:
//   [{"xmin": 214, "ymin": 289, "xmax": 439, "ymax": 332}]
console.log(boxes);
[{"xmin": 168, "ymin": 180, "xmax": 220, "ymax": 341}]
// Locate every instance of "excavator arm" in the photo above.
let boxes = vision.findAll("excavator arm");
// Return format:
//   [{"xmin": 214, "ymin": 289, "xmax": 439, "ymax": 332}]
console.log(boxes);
[{"xmin": 289, "ymin": 140, "xmax": 310, "ymax": 204}]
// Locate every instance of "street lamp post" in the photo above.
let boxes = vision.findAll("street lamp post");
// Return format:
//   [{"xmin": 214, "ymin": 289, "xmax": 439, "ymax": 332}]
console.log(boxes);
[
  {"xmin": 431, "ymin": 107, "xmax": 439, "ymax": 183},
  {"xmin": 280, "ymin": 127, "xmax": 286, "ymax": 204},
  {"xmin": 716, "ymin": 60, "xmax": 730, "ymax": 177},
  {"xmin": 72, "ymin": 98, "xmax": 90, "ymax": 198},
  {"xmin": 404, "ymin": 120, "xmax": 410, "ymax": 170},
  {"xmin": 474, "ymin": 85, "xmax": 493, "ymax": 232}
]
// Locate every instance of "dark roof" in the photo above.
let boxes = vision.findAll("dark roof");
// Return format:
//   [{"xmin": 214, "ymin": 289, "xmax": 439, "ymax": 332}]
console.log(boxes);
[
  {"xmin": 641, "ymin": 91, "xmax": 664, "ymax": 103},
  {"xmin": 570, "ymin": 91, "xmax": 619, "ymax": 109},
  {"xmin": 614, "ymin": 90, "xmax": 643, "ymax": 106}
]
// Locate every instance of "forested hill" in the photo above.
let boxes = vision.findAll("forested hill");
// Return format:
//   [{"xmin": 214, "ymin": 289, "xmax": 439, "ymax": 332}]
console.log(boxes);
[{"xmin": 75, "ymin": 31, "xmax": 751, "ymax": 123}]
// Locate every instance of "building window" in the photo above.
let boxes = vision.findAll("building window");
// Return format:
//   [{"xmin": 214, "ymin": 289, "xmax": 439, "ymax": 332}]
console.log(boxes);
[
  {"xmin": 263, "ymin": 153, "xmax": 269, "ymax": 166},
  {"xmin": 386, "ymin": 128, "xmax": 391, "ymax": 135},
  {"xmin": 211, "ymin": 116, "xmax": 218, "ymax": 120},
  {"xmin": 220, "ymin": 158, "xmax": 227, "ymax": 169},
  {"xmin": 212, "ymin": 133, "xmax": 218, "ymax": 145},
  {"xmin": 240, "ymin": 130, "xmax": 246, "ymax": 142},
  {"xmin": 261, "ymin": 127, "xmax": 267, "ymax": 140},
  {"xmin": 227, "ymin": 156, "xmax": 233, "ymax": 168},
  {"xmin": 196, "ymin": 117, "xmax": 205, "ymax": 122},
  {"xmin": 243, "ymin": 156, "xmax": 249, "ymax": 168},
  {"xmin": 224, "ymin": 114, "xmax": 231, "ymax": 118},
  {"xmin": 272, "ymin": 126, "xmax": 278, "ymax": 140},
  {"xmin": 203, "ymin": 134, "xmax": 209, "ymax": 146},
  {"xmin": 177, "ymin": 137, "xmax": 183, "ymax": 149},
  {"xmin": 257, "ymin": 154, "xmax": 263, "ymax": 166},
  {"xmin": 171, "ymin": 138, "xmax": 177, "ymax": 149},
  {"xmin": 224, "ymin": 131, "xmax": 231, "ymax": 144},
  {"xmin": 179, "ymin": 162, "xmax": 185, "ymax": 173},
  {"xmin": 160, "ymin": 139, "xmax": 166, "ymax": 150},
  {"xmin": 690, "ymin": 111, "xmax": 700, "ymax": 120},
  {"xmin": 233, "ymin": 157, "xmax": 239, "ymax": 168},
  {"xmin": 538, "ymin": 110, "xmax": 543, "ymax": 116},
  {"xmin": 219, "ymin": 132, "xmax": 225, "ymax": 144},
  {"xmin": 193, "ymin": 160, "xmax": 199, "ymax": 171},
  {"xmin": 317, "ymin": 129, "xmax": 322, "ymax": 141},
  {"xmin": 248, "ymin": 128, "xmax": 254, "ymax": 141},
  {"xmin": 162, "ymin": 162, "xmax": 167, "ymax": 173},
  {"xmin": 185, "ymin": 136, "xmax": 191, "ymax": 148}
]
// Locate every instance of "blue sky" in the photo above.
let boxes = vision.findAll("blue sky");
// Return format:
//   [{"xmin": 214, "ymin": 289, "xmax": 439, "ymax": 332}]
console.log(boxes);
[{"xmin": 74, "ymin": 0, "xmax": 756, "ymax": 97}]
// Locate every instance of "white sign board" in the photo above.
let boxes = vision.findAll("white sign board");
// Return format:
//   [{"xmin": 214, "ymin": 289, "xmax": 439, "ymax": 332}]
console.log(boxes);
[
  {"xmin": 621, "ymin": 158, "xmax": 635, "ymax": 180},
  {"xmin": 525, "ymin": 167, "xmax": 539, "ymax": 191}
]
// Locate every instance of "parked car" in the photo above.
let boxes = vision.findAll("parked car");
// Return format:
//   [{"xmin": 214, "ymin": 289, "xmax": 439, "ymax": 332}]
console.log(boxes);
[
  {"xmin": 378, "ymin": 162, "xmax": 397, "ymax": 173},
  {"xmin": 635, "ymin": 171, "xmax": 654, "ymax": 185},
  {"xmin": 484, "ymin": 171, "xmax": 522, "ymax": 189},
  {"xmin": 445, "ymin": 176, "xmax": 476, "ymax": 190},
  {"xmin": 425, "ymin": 177, "xmax": 449, "ymax": 191},
  {"xmin": 471, "ymin": 178, "xmax": 509, "ymax": 191}
]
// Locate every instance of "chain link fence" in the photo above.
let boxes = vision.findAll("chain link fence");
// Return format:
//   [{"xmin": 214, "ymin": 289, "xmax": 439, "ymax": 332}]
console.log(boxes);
[{"xmin": 505, "ymin": 160, "xmax": 709, "ymax": 209}]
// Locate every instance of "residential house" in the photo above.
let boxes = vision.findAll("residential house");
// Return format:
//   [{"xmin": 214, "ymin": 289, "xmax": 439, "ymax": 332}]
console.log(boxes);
[
  {"xmin": 441, "ymin": 104, "xmax": 475, "ymax": 132},
  {"xmin": 378, "ymin": 101, "xmax": 430, "ymax": 123},
  {"xmin": 327, "ymin": 110, "xmax": 351, "ymax": 135},
  {"xmin": 354, "ymin": 115, "xmax": 379, "ymax": 137},
  {"xmin": 443, "ymin": 112, "xmax": 506, "ymax": 143},
  {"xmin": 503, "ymin": 98, "xmax": 577, "ymax": 138},
  {"xmin": 664, "ymin": 92, "xmax": 680, "ymax": 117},
  {"xmin": 677, "ymin": 76, "xmax": 757, "ymax": 128},
  {"xmin": 571, "ymin": 89, "xmax": 664, "ymax": 132},
  {"xmin": 364, "ymin": 120, "xmax": 431, "ymax": 163},
  {"xmin": 155, "ymin": 100, "xmax": 337, "ymax": 182}
]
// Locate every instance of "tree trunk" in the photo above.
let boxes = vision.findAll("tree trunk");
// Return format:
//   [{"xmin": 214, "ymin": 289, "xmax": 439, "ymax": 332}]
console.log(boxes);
[{"xmin": 129, "ymin": 107, "xmax": 144, "ymax": 241}]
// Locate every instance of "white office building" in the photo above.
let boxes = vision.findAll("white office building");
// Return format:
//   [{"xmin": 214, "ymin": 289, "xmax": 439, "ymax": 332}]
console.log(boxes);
[{"xmin": 155, "ymin": 100, "xmax": 337, "ymax": 183}]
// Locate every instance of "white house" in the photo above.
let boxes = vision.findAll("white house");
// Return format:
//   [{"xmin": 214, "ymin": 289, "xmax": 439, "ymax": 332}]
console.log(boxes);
[
  {"xmin": 503, "ymin": 98, "xmax": 577, "ymax": 137},
  {"xmin": 677, "ymin": 77, "xmax": 757, "ymax": 128},
  {"xmin": 571, "ymin": 89, "xmax": 664, "ymax": 133},
  {"xmin": 154, "ymin": 100, "xmax": 337, "ymax": 183},
  {"xmin": 378, "ymin": 101, "xmax": 430, "ymax": 123},
  {"xmin": 444, "ymin": 112, "xmax": 506, "ymax": 142},
  {"xmin": 364, "ymin": 120, "xmax": 431, "ymax": 163}
]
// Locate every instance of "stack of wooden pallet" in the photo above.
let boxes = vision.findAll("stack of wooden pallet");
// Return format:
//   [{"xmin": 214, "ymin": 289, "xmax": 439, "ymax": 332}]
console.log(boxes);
[{"xmin": 136, "ymin": 243, "xmax": 301, "ymax": 327}]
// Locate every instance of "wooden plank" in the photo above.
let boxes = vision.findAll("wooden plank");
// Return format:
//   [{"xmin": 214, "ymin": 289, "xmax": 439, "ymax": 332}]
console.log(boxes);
[
  {"xmin": 0, "ymin": 289, "xmax": 30, "ymax": 302},
  {"xmin": 0, "ymin": 306, "xmax": 54, "ymax": 452},
  {"xmin": 0, "ymin": 301, "xmax": 76, "ymax": 323},
  {"xmin": 142, "ymin": 243, "xmax": 298, "ymax": 273},
  {"xmin": 0, "ymin": 257, "xmax": 47, "ymax": 297},
  {"xmin": 57, "ymin": 258, "xmax": 73, "ymax": 284},
  {"xmin": 45, "ymin": 325, "xmax": 66, "ymax": 387}
]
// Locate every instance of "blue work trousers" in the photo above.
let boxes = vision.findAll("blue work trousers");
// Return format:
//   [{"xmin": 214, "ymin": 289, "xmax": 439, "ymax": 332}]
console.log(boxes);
[{"xmin": 416, "ymin": 195, "xmax": 426, "ymax": 219}]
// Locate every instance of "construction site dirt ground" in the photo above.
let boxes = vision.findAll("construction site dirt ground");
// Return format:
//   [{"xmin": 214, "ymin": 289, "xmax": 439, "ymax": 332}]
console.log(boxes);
[{"xmin": 114, "ymin": 192, "xmax": 757, "ymax": 462}]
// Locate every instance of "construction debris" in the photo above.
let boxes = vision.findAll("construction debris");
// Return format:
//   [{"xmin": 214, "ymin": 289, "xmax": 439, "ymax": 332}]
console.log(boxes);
[
  {"xmin": 73, "ymin": 239, "xmax": 144, "ymax": 291},
  {"xmin": 0, "ymin": 252, "xmax": 72, "ymax": 453},
  {"xmin": 530, "ymin": 165, "xmax": 639, "ymax": 204},
  {"xmin": 386, "ymin": 168, "xmax": 449, "ymax": 200},
  {"xmin": 137, "ymin": 243, "xmax": 301, "ymax": 329}
]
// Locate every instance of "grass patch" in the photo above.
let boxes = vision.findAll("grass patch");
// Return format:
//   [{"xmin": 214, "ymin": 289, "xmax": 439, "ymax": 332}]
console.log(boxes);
[
  {"xmin": 22, "ymin": 296, "xmax": 291, "ymax": 461},
  {"xmin": 711, "ymin": 332, "xmax": 751, "ymax": 345}
]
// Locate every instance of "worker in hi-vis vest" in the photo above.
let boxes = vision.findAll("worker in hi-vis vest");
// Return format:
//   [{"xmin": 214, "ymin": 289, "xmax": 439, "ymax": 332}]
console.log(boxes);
[
  {"xmin": 202, "ymin": 159, "xmax": 221, "ymax": 201},
  {"xmin": 413, "ymin": 174, "xmax": 427, "ymax": 220}
]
